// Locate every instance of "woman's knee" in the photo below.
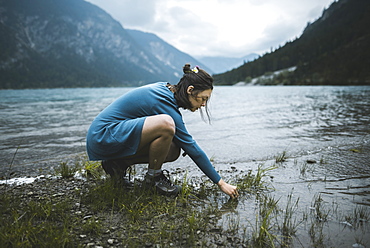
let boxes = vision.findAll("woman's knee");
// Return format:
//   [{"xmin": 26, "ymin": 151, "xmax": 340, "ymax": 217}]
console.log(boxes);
[
  {"xmin": 140, "ymin": 114, "xmax": 176, "ymax": 149},
  {"xmin": 156, "ymin": 114, "xmax": 176, "ymax": 137}
]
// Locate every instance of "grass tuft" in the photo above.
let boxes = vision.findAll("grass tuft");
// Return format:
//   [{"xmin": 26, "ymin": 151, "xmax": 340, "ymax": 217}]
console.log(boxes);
[
  {"xmin": 275, "ymin": 151, "xmax": 288, "ymax": 163},
  {"xmin": 54, "ymin": 161, "xmax": 78, "ymax": 178},
  {"xmin": 344, "ymin": 205, "xmax": 370, "ymax": 228},
  {"xmin": 236, "ymin": 164, "xmax": 277, "ymax": 193}
]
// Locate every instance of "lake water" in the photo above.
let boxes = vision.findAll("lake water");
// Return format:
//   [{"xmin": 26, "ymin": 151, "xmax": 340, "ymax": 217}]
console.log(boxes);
[
  {"xmin": 1, "ymin": 86, "xmax": 368, "ymax": 176},
  {"xmin": 1, "ymin": 85, "xmax": 370, "ymax": 246}
]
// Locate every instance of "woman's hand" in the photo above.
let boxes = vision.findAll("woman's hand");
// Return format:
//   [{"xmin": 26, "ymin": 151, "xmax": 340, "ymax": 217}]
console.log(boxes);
[{"xmin": 217, "ymin": 179, "xmax": 239, "ymax": 198}]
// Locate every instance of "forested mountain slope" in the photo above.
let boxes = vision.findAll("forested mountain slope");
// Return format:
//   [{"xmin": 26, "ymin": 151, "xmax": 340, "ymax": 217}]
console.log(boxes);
[{"xmin": 214, "ymin": 0, "xmax": 370, "ymax": 85}]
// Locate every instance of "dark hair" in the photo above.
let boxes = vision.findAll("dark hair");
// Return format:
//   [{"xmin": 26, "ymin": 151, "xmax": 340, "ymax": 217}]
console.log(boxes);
[{"xmin": 174, "ymin": 63, "xmax": 213, "ymax": 122}]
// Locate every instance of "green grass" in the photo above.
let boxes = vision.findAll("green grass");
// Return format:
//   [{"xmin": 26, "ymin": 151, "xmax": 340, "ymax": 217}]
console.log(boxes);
[
  {"xmin": 281, "ymin": 192, "xmax": 300, "ymax": 236},
  {"xmin": 54, "ymin": 158, "xmax": 104, "ymax": 179},
  {"xmin": 0, "ymin": 193, "xmax": 79, "ymax": 247},
  {"xmin": 54, "ymin": 161, "xmax": 78, "ymax": 178},
  {"xmin": 78, "ymin": 159, "xmax": 104, "ymax": 179},
  {"xmin": 236, "ymin": 164, "xmax": 277, "ymax": 193},
  {"xmin": 275, "ymin": 151, "xmax": 288, "ymax": 163},
  {"xmin": 344, "ymin": 205, "xmax": 370, "ymax": 228},
  {"xmin": 2, "ymin": 155, "xmax": 368, "ymax": 247},
  {"xmin": 80, "ymin": 174, "xmax": 217, "ymax": 247},
  {"xmin": 3, "ymin": 155, "xmax": 269, "ymax": 247},
  {"xmin": 251, "ymin": 194, "xmax": 279, "ymax": 248},
  {"xmin": 311, "ymin": 194, "xmax": 330, "ymax": 222}
]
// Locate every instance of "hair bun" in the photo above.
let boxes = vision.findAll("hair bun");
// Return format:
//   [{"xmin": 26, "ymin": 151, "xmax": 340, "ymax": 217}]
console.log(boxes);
[{"xmin": 183, "ymin": 63, "xmax": 192, "ymax": 74}]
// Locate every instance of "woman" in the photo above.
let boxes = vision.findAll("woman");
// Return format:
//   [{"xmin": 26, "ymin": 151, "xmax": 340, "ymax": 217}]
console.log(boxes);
[{"xmin": 86, "ymin": 64, "xmax": 238, "ymax": 198}]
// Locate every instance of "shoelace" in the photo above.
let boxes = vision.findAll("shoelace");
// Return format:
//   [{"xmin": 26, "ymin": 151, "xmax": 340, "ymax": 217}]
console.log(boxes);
[
  {"xmin": 156, "ymin": 170, "xmax": 174, "ymax": 187},
  {"xmin": 126, "ymin": 165, "xmax": 132, "ymax": 181}
]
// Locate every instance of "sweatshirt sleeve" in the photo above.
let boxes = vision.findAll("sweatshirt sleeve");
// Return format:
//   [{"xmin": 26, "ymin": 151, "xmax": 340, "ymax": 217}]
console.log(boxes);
[
  {"xmin": 150, "ymin": 83, "xmax": 222, "ymax": 184},
  {"xmin": 169, "ymin": 109, "xmax": 221, "ymax": 184},
  {"xmin": 174, "ymin": 122, "xmax": 221, "ymax": 184}
]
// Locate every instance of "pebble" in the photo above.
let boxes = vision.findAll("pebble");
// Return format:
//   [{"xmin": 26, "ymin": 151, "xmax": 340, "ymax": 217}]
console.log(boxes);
[
  {"xmin": 353, "ymin": 244, "xmax": 365, "ymax": 248},
  {"xmin": 83, "ymin": 215, "xmax": 93, "ymax": 220},
  {"xmin": 52, "ymin": 192, "xmax": 65, "ymax": 197},
  {"xmin": 340, "ymin": 221, "xmax": 353, "ymax": 227},
  {"xmin": 306, "ymin": 159, "xmax": 317, "ymax": 164}
]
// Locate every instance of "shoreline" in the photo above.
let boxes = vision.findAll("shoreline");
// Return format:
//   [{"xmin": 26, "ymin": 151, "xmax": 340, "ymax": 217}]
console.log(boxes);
[
  {"xmin": 0, "ymin": 166, "xmax": 257, "ymax": 247},
  {"xmin": 1, "ymin": 145, "xmax": 370, "ymax": 247}
]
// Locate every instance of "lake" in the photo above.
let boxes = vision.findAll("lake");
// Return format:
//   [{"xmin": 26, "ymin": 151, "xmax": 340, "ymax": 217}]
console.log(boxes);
[{"xmin": 1, "ymin": 85, "xmax": 370, "ymax": 246}]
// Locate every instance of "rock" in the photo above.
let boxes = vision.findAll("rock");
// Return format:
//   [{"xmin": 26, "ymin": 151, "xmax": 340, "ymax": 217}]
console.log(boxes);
[
  {"xmin": 210, "ymin": 227, "xmax": 222, "ymax": 233},
  {"xmin": 52, "ymin": 192, "xmax": 65, "ymax": 197},
  {"xmin": 353, "ymin": 243, "xmax": 365, "ymax": 248},
  {"xmin": 83, "ymin": 215, "xmax": 93, "ymax": 220},
  {"xmin": 306, "ymin": 159, "xmax": 317, "ymax": 164},
  {"xmin": 350, "ymin": 149, "xmax": 361, "ymax": 153}
]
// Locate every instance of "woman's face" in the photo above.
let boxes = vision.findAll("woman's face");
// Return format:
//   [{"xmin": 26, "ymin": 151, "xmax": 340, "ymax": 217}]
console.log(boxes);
[{"xmin": 187, "ymin": 86, "xmax": 212, "ymax": 112}]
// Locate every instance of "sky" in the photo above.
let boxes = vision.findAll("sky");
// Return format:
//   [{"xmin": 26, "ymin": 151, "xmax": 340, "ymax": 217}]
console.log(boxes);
[{"xmin": 85, "ymin": 0, "xmax": 336, "ymax": 58}]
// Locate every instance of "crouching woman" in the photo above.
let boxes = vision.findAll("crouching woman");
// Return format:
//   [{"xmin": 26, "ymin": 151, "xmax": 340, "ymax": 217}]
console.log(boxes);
[{"xmin": 86, "ymin": 64, "xmax": 238, "ymax": 198}]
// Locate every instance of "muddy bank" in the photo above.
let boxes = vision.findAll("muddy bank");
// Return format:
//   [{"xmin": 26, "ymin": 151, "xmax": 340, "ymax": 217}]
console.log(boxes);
[
  {"xmin": 1, "ymin": 141, "xmax": 370, "ymax": 247},
  {"xmin": 0, "ymin": 175, "xmax": 248, "ymax": 247}
]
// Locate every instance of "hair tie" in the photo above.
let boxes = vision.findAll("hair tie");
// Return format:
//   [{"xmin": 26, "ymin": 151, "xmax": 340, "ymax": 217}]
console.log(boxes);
[{"xmin": 192, "ymin": 66, "xmax": 199, "ymax": 73}]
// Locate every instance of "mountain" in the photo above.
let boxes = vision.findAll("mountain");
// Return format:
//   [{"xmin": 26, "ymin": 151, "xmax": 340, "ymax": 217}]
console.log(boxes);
[
  {"xmin": 196, "ymin": 53, "xmax": 259, "ymax": 74},
  {"xmin": 0, "ymin": 0, "xmax": 204, "ymax": 89},
  {"xmin": 214, "ymin": 0, "xmax": 370, "ymax": 85},
  {"xmin": 126, "ymin": 29, "xmax": 212, "ymax": 76}
]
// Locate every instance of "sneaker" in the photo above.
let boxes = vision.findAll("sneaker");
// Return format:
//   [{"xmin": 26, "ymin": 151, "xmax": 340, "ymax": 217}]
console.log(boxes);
[
  {"xmin": 144, "ymin": 170, "xmax": 181, "ymax": 196},
  {"xmin": 101, "ymin": 159, "xmax": 133, "ymax": 188}
]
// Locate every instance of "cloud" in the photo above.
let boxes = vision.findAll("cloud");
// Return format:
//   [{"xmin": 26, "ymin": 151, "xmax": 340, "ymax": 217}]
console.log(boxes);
[
  {"xmin": 141, "ymin": 4, "xmax": 219, "ymax": 55},
  {"xmin": 87, "ymin": 0, "xmax": 158, "ymax": 28},
  {"xmin": 256, "ymin": 16, "xmax": 303, "ymax": 52},
  {"xmin": 85, "ymin": 0, "xmax": 335, "ymax": 57}
]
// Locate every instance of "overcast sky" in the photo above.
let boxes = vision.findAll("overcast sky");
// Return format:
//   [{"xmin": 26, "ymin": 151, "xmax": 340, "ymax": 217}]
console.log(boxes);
[{"xmin": 85, "ymin": 0, "xmax": 335, "ymax": 58}]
